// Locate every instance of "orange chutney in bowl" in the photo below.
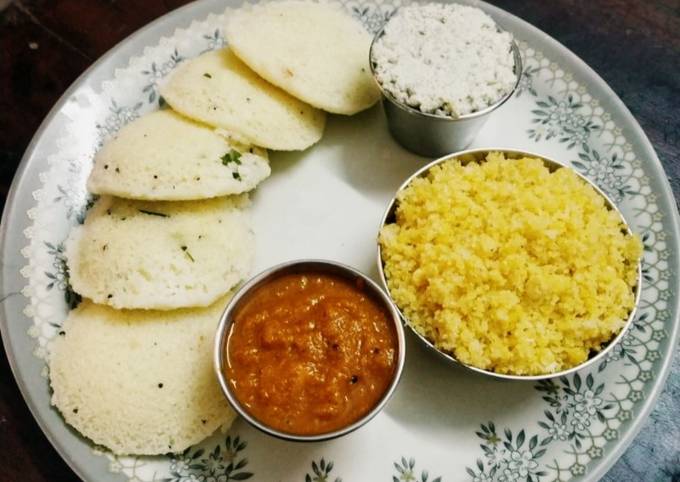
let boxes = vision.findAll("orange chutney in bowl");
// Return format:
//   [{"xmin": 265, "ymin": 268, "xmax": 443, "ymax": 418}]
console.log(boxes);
[{"xmin": 225, "ymin": 272, "xmax": 398, "ymax": 435}]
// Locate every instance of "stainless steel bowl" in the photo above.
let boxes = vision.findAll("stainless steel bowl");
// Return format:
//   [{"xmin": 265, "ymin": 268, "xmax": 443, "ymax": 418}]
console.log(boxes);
[
  {"xmin": 369, "ymin": 27, "xmax": 523, "ymax": 158},
  {"xmin": 214, "ymin": 259, "xmax": 406, "ymax": 441},
  {"xmin": 377, "ymin": 148, "xmax": 643, "ymax": 381}
]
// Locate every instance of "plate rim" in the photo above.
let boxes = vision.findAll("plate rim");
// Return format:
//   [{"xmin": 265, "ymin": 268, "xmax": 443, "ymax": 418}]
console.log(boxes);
[{"xmin": 1, "ymin": 0, "xmax": 679, "ymax": 480}]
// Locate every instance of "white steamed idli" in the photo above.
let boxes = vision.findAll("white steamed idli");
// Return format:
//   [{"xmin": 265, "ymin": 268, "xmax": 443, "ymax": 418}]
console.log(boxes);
[
  {"xmin": 65, "ymin": 195, "xmax": 253, "ymax": 310},
  {"xmin": 48, "ymin": 296, "xmax": 236, "ymax": 455},
  {"xmin": 88, "ymin": 109, "xmax": 270, "ymax": 200},
  {"xmin": 225, "ymin": 1, "xmax": 380, "ymax": 115},
  {"xmin": 160, "ymin": 48, "xmax": 326, "ymax": 151},
  {"xmin": 226, "ymin": 1, "xmax": 380, "ymax": 115}
]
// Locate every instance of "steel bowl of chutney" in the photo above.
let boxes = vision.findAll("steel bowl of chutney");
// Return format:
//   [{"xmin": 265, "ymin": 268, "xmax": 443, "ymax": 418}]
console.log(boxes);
[{"xmin": 214, "ymin": 259, "xmax": 406, "ymax": 442}]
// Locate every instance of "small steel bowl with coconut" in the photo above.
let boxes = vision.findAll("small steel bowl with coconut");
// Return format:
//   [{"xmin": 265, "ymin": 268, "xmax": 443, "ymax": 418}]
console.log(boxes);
[
  {"xmin": 369, "ymin": 3, "xmax": 522, "ymax": 157},
  {"xmin": 214, "ymin": 259, "xmax": 406, "ymax": 441},
  {"xmin": 377, "ymin": 148, "xmax": 643, "ymax": 381}
]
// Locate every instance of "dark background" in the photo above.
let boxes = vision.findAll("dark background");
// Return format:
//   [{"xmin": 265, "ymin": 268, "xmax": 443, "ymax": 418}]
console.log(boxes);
[{"xmin": 1, "ymin": 1, "xmax": 678, "ymax": 481}]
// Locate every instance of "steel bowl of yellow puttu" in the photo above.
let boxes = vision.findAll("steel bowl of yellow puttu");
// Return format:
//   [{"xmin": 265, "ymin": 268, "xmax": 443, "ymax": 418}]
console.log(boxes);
[{"xmin": 377, "ymin": 148, "xmax": 642, "ymax": 380}]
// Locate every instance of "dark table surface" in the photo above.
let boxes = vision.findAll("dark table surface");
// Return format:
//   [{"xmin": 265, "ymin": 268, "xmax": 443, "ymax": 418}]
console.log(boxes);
[{"xmin": 1, "ymin": 1, "xmax": 679, "ymax": 481}]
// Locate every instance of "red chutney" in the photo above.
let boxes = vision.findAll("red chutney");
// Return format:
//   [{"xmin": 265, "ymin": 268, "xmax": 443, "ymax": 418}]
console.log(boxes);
[{"xmin": 226, "ymin": 272, "xmax": 398, "ymax": 435}]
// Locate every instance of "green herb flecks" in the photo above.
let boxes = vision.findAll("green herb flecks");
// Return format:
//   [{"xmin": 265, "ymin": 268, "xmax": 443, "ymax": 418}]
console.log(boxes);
[
  {"xmin": 181, "ymin": 245, "xmax": 195, "ymax": 262},
  {"xmin": 203, "ymin": 72, "xmax": 212, "ymax": 78},
  {"xmin": 221, "ymin": 149, "xmax": 243, "ymax": 181},
  {"xmin": 221, "ymin": 149, "xmax": 242, "ymax": 166},
  {"xmin": 138, "ymin": 209, "xmax": 169, "ymax": 218}
]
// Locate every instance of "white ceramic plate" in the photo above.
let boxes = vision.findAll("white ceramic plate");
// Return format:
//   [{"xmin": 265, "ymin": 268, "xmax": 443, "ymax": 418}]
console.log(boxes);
[{"xmin": 1, "ymin": 1, "xmax": 678, "ymax": 481}]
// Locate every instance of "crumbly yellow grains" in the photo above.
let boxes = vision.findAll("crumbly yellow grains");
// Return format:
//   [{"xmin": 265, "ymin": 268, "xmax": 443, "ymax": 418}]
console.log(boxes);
[{"xmin": 379, "ymin": 152, "xmax": 642, "ymax": 375}]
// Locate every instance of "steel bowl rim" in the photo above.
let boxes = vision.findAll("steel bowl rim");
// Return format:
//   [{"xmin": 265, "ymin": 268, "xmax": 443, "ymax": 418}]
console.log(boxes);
[
  {"xmin": 214, "ymin": 258, "xmax": 407, "ymax": 442},
  {"xmin": 376, "ymin": 147, "xmax": 643, "ymax": 381},
  {"xmin": 368, "ymin": 20, "xmax": 524, "ymax": 122}
]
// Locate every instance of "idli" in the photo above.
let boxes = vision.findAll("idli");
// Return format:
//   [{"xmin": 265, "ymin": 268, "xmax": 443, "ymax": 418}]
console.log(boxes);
[
  {"xmin": 65, "ymin": 195, "xmax": 253, "ymax": 310},
  {"xmin": 160, "ymin": 48, "xmax": 326, "ymax": 151},
  {"xmin": 49, "ymin": 296, "xmax": 236, "ymax": 455},
  {"xmin": 226, "ymin": 1, "xmax": 380, "ymax": 115},
  {"xmin": 88, "ymin": 109, "xmax": 270, "ymax": 201}
]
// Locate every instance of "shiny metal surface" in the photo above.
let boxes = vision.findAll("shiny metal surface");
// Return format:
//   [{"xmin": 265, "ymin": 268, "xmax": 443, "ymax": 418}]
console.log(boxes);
[
  {"xmin": 214, "ymin": 259, "xmax": 406, "ymax": 442},
  {"xmin": 376, "ymin": 147, "xmax": 643, "ymax": 381},
  {"xmin": 369, "ymin": 28, "xmax": 523, "ymax": 158}
]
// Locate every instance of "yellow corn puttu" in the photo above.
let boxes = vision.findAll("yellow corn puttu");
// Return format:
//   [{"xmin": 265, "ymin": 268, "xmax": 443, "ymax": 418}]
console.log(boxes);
[{"xmin": 379, "ymin": 152, "xmax": 641, "ymax": 375}]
